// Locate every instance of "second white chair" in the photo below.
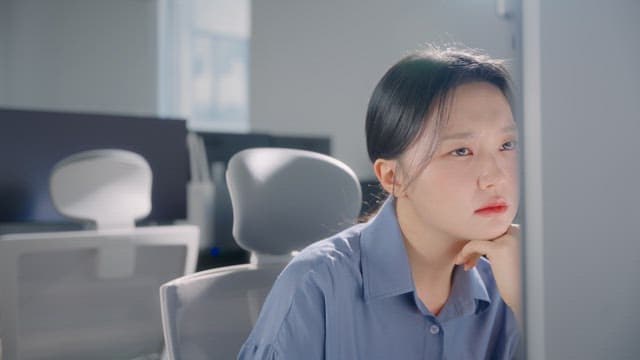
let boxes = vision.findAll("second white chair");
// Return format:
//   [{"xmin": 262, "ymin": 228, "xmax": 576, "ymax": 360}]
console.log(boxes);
[
  {"xmin": 160, "ymin": 148, "xmax": 362, "ymax": 360},
  {"xmin": 0, "ymin": 149, "xmax": 199, "ymax": 360}
]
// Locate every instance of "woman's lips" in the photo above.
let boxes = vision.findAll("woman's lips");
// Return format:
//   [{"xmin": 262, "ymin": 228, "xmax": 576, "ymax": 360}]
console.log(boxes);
[{"xmin": 474, "ymin": 205, "xmax": 508, "ymax": 216}]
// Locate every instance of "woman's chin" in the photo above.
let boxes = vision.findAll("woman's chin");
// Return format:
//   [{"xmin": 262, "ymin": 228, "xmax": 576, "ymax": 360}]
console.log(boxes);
[{"xmin": 468, "ymin": 222, "xmax": 512, "ymax": 241}]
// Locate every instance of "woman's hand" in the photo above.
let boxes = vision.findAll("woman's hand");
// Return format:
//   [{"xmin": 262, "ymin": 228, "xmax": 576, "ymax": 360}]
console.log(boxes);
[{"xmin": 454, "ymin": 224, "xmax": 522, "ymax": 325}]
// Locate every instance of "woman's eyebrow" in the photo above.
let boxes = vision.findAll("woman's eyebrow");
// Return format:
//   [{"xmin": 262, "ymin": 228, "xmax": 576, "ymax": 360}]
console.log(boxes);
[{"xmin": 440, "ymin": 124, "xmax": 518, "ymax": 142}]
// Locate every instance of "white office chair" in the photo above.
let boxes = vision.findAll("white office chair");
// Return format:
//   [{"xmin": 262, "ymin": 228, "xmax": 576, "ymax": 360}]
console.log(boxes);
[
  {"xmin": 160, "ymin": 148, "xmax": 362, "ymax": 360},
  {"xmin": 0, "ymin": 149, "xmax": 199, "ymax": 360}
]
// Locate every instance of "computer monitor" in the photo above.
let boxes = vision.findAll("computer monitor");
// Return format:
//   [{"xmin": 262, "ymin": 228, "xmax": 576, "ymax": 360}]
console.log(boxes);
[{"xmin": 0, "ymin": 108, "xmax": 189, "ymax": 228}]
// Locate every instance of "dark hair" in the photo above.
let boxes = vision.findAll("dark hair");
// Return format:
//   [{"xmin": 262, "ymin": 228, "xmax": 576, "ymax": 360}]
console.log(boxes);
[{"xmin": 365, "ymin": 46, "xmax": 513, "ymax": 170}]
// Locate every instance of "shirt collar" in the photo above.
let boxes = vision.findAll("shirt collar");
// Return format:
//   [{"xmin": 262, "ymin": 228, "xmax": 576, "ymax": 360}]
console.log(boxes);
[
  {"xmin": 359, "ymin": 197, "xmax": 491, "ymax": 317},
  {"xmin": 360, "ymin": 197, "xmax": 414, "ymax": 302},
  {"xmin": 438, "ymin": 263, "xmax": 491, "ymax": 322}
]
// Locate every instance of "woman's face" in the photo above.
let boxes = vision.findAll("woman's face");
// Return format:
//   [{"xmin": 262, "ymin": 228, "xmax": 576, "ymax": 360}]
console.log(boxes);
[{"xmin": 399, "ymin": 81, "xmax": 519, "ymax": 241}]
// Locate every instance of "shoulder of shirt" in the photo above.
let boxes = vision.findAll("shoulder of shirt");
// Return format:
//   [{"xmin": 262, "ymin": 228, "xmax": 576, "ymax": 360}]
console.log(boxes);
[
  {"xmin": 243, "ymin": 223, "xmax": 366, "ymax": 350},
  {"xmin": 278, "ymin": 222, "xmax": 366, "ymax": 285}
]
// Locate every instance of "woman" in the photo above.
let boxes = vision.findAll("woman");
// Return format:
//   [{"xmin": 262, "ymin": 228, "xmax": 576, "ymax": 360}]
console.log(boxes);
[{"xmin": 239, "ymin": 46, "xmax": 522, "ymax": 359}]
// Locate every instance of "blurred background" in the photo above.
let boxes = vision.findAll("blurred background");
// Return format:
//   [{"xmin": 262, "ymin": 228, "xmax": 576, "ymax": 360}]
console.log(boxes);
[{"xmin": 0, "ymin": 0, "xmax": 638, "ymax": 359}]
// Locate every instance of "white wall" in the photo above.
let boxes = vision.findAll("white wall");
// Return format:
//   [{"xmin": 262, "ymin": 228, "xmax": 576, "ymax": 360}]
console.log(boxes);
[
  {"xmin": 250, "ymin": 0, "xmax": 519, "ymax": 179},
  {"xmin": 527, "ymin": 0, "xmax": 640, "ymax": 358},
  {"xmin": 3, "ymin": 0, "xmax": 158, "ymax": 116}
]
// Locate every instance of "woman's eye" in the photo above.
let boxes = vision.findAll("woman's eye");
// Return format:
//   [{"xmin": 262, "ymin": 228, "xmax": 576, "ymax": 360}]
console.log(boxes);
[
  {"xmin": 501, "ymin": 140, "xmax": 518, "ymax": 151},
  {"xmin": 450, "ymin": 148, "xmax": 472, "ymax": 157}
]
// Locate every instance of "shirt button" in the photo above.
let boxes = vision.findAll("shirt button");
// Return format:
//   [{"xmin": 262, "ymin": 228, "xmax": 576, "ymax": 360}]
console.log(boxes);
[{"xmin": 429, "ymin": 325, "xmax": 440, "ymax": 334}]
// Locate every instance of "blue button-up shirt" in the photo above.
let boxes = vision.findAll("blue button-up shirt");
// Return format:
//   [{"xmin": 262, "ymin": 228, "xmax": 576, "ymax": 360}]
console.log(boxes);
[{"xmin": 238, "ymin": 198, "xmax": 520, "ymax": 359}]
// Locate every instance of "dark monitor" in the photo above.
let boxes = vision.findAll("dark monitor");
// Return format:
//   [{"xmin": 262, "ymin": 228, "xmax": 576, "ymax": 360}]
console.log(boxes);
[
  {"xmin": 270, "ymin": 135, "xmax": 331, "ymax": 156},
  {"xmin": 197, "ymin": 131, "xmax": 331, "ymax": 164},
  {"xmin": 0, "ymin": 108, "xmax": 189, "ymax": 226},
  {"xmin": 198, "ymin": 132, "xmax": 272, "ymax": 164}
]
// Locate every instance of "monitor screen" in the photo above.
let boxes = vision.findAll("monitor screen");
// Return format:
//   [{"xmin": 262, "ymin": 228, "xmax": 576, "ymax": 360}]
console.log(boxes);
[{"xmin": 0, "ymin": 108, "xmax": 189, "ymax": 225}]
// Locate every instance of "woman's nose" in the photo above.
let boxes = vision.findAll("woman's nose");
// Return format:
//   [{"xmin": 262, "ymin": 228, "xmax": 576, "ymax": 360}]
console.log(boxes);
[{"xmin": 477, "ymin": 155, "xmax": 507, "ymax": 190}]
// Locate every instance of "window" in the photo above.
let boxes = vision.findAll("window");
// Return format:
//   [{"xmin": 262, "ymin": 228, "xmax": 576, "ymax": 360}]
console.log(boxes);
[{"xmin": 159, "ymin": 0, "xmax": 250, "ymax": 132}]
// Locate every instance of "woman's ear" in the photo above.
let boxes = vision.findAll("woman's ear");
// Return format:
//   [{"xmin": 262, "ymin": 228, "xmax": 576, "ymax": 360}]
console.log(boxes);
[{"xmin": 373, "ymin": 158, "xmax": 406, "ymax": 197}]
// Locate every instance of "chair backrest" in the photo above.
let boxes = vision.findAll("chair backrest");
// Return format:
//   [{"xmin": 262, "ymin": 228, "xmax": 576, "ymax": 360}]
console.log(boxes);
[
  {"xmin": 226, "ymin": 147, "xmax": 362, "ymax": 263},
  {"xmin": 160, "ymin": 148, "xmax": 362, "ymax": 360},
  {"xmin": 0, "ymin": 227, "xmax": 198, "ymax": 360},
  {"xmin": 50, "ymin": 149, "xmax": 152, "ymax": 230},
  {"xmin": 0, "ymin": 149, "xmax": 199, "ymax": 360}
]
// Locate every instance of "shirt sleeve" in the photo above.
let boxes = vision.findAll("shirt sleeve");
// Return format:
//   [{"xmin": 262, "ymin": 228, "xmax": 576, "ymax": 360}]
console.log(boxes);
[{"xmin": 238, "ymin": 262, "xmax": 327, "ymax": 360}]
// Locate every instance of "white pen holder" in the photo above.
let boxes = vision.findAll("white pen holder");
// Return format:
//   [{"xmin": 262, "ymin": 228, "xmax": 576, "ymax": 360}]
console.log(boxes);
[{"xmin": 187, "ymin": 181, "xmax": 215, "ymax": 251}]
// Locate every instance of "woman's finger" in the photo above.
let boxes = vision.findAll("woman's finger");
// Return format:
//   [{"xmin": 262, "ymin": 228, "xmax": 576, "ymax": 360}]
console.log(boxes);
[
  {"xmin": 455, "ymin": 239, "xmax": 496, "ymax": 265},
  {"xmin": 463, "ymin": 253, "xmax": 483, "ymax": 271}
]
